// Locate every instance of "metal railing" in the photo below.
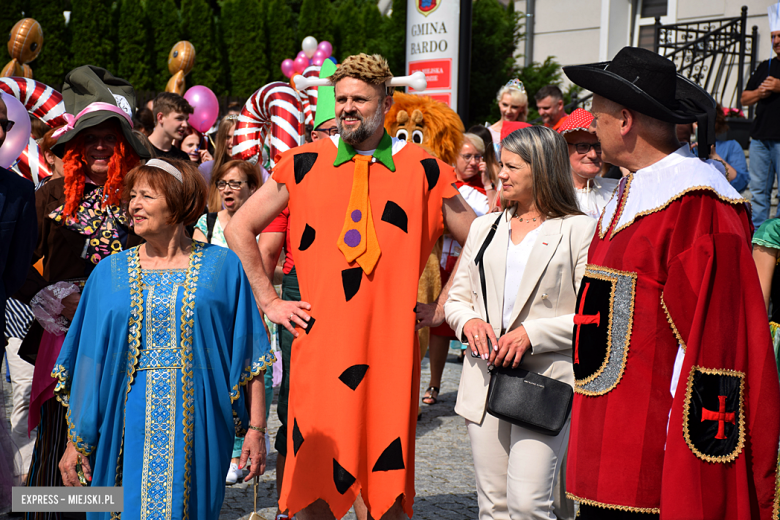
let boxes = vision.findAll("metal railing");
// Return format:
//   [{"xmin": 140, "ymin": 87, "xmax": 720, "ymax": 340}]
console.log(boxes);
[
  {"xmin": 654, "ymin": 6, "xmax": 758, "ymax": 117},
  {"xmin": 557, "ymin": 6, "xmax": 758, "ymax": 120}
]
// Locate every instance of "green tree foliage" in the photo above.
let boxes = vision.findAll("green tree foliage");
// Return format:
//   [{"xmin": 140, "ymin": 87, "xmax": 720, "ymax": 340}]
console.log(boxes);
[
  {"xmin": 23, "ymin": 1, "xmax": 71, "ymax": 89},
  {"xmin": 69, "ymin": 0, "xmax": 115, "ymax": 72},
  {"xmin": 265, "ymin": 0, "xmax": 296, "ymax": 82},
  {"xmin": 147, "ymin": 0, "xmax": 181, "ymax": 91},
  {"xmin": 382, "ymin": 0, "xmax": 406, "ymax": 76},
  {"xmin": 223, "ymin": 0, "xmax": 268, "ymax": 97},
  {"xmin": 468, "ymin": 0, "xmax": 523, "ymax": 127},
  {"xmin": 116, "ymin": 0, "xmax": 151, "ymax": 90},
  {"xmin": 298, "ymin": 0, "xmax": 333, "ymax": 46},
  {"xmin": 0, "ymin": 0, "xmax": 24, "ymax": 48},
  {"xmin": 182, "ymin": 0, "xmax": 226, "ymax": 94}
]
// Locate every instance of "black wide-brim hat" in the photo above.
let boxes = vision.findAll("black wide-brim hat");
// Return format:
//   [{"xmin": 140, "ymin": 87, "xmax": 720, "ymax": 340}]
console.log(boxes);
[
  {"xmin": 564, "ymin": 47, "xmax": 716, "ymax": 158},
  {"xmin": 52, "ymin": 65, "xmax": 151, "ymax": 159}
]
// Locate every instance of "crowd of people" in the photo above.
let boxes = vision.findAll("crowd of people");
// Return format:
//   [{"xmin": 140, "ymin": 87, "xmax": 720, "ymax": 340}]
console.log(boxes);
[{"xmin": 0, "ymin": 25, "xmax": 779, "ymax": 520}]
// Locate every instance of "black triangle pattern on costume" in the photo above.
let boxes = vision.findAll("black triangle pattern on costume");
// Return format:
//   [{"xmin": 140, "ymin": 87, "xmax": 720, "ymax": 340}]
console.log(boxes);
[
  {"xmin": 372, "ymin": 437, "xmax": 405, "ymax": 472},
  {"xmin": 303, "ymin": 316, "xmax": 315, "ymax": 334},
  {"xmin": 299, "ymin": 224, "xmax": 316, "ymax": 251},
  {"xmin": 292, "ymin": 418, "xmax": 304, "ymax": 456},
  {"xmin": 341, "ymin": 267, "xmax": 363, "ymax": 302},
  {"xmin": 338, "ymin": 364, "xmax": 369, "ymax": 391},
  {"xmin": 421, "ymin": 158, "xmax": 439, "ymax": 190},
  {"xmin": 381, "ymin": 201, "xmax": 408, "ymax": 233},
  {"xmin": 294, "ymin": 152, "xmax": 318, "ymax": 184},
  {"xmin": 333, "ymin": 458, "xmax": 356, "ymax": 494}
]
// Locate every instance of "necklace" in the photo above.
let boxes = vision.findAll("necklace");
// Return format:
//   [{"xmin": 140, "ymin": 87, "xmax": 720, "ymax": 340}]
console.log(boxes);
[{"xmin": 513, "ymin": 213, "xmax": 541, "ymax": 223}]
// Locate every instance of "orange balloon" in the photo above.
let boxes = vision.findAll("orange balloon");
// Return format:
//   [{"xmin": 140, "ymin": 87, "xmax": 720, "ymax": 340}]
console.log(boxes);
[
  {"xmin": 168, "ymin": 41, "xmax": 195, "ymax": 76},
  {"xmin": 1, "ymin": 59, "xmax": 23, "ymax": 77},
  {"xmin": 21, "ymin": 64, "xmax": 33, "ymax": 78},
  {"xmin": 165, "ymin": 70, "xmax": 186, "ymax": 95},
  {"xmin": 8, "ymin": 19, "xmax": 44, "ymax": 64}
]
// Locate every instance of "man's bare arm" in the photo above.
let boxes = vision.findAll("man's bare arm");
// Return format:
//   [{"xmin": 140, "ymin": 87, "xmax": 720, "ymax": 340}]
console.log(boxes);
[
  {"xmin": 442, "ymin": 192, "xmax": 477, "ymax": 248},
  {"xmin": 258, "ymin": 232, "xmax": 285, "ymax": 280},
  {"xmin": 741, "ymin": 89, "xmax": 764, "ymax": 106},
  {"xmin": 225, "ymin": 179, "xmax": 311, "ymax": 335},
  {"xmin": 415, "ymin": 194, "xmax": 477, "ymax": 329}
]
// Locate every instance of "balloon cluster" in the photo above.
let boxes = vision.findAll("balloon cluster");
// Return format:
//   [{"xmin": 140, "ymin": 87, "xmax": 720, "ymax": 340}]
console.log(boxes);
[{"xmin": 281, "ymin": 37, "xmax": 335, "ymax": 78}]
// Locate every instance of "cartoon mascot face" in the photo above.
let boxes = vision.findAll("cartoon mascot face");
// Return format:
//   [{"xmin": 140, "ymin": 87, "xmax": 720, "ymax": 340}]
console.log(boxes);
[{"xmin": 384, "ymin": 92, "xmax": 464, "ymax": 165}]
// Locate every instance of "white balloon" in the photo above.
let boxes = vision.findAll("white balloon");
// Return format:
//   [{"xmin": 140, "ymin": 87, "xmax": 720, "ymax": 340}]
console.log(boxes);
[{"xmin": 302, "ymin": 36, "xmax": 318, "ymax": 59}]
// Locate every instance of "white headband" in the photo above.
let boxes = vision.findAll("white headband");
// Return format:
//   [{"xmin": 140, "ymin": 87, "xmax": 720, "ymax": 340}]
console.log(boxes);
[
  {"xmin": 147, "ymin": 159, "xmax": 183, "ymax": 183},
  {"xmin": 293, "ymin": 70, "xmax": 428, "ymax": 92}
]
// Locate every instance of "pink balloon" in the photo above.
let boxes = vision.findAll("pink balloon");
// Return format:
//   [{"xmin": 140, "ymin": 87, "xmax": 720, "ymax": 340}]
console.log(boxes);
[
  {"xmin": 183, "ymin": 85, "xmax": 219, "ymax": 134},
  {"xmin": 0, "ymin": 93, "xmax": 32, "ymax": 169},
  {"xmin": 296, "ymin": 51, "xmax": 308, "ymax": 61},
  {"xmin": 317, "ymin": 41, "xmax": 332, "ymax": 58},
  {"xmin": 313, "ymin": 49, "xmax": 327, "ymax": 61},
  {"xmin": 281, "ymin": 59, "xmax": 295, "ymax": 78},
  {"xmin": 311, "ymin": 55, "xmax": 325, "ymax": 67},
  {"xmin": 293, "ymin": 55, "xmax": 309, "ymax": 74}
]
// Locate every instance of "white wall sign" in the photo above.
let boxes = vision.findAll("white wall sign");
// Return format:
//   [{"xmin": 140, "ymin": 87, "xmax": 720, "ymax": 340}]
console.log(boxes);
[{"xmin": 406, "ymin": 0, "xmax": 461, "ymax": 111}]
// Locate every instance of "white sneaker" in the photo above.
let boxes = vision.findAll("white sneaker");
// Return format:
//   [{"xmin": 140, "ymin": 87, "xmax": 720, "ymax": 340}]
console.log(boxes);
[{"xmin": 226, "ymin": 462, "xmax": 241, "ymax": 485}]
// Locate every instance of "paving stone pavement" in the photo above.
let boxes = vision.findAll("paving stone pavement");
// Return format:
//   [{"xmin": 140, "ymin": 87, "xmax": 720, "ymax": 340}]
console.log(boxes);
[
  {"xmin": 220, "ymin": 352, "xmax": 478, "ymax": 520},
  {"xmin": 1, "ymin": 352, "xmax": 478, "ymax": 519}
]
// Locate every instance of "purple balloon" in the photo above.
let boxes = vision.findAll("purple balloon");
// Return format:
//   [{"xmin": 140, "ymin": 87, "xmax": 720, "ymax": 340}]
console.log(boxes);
[
  {"xmin": 311, "ymin": 55, "xmax": 326, "ymax": 67},
  {"xmin": 281, "ymin": 58, "xmax": 295, "ymax": 78},
  {"xmin": 293, "ymin": 55, "xmax": 309, "ymax": 74},
  {"xmin": 317, "ymin": 41, "xmax": 333, "ymax": 58},
  {"xmin": 183, "ymin": 86, "xmax": 220, "ymax": 134},
  {"xmin": 0, "ymin": 93, "xmax": 33, "ymax": 169},
  {"xmin": 296, "ymin": 50, "xmax": 308, "ymax": 61}
]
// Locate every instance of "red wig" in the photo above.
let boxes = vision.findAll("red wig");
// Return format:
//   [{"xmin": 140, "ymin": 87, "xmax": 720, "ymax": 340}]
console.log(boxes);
[{"xmin": 62, "ymin": 127, "xmax": 140, "ymax": 218}]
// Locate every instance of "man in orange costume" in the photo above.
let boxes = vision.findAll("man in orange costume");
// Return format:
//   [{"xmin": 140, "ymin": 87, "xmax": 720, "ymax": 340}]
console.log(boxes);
[{"xmin": 226, "ymin": 54, "xmax": 475, "ymax": 519}]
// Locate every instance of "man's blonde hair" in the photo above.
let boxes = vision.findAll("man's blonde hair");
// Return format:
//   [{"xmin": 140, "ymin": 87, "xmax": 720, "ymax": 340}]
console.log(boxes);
[{"xmin": 330, "ymin": 53, "xmax": 394, "ymax": 95}]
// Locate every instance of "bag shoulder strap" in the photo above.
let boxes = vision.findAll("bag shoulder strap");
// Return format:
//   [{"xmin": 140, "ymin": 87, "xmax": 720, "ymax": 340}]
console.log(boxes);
[
  {"xmin": 206, "ymin": 212, "xmax": 218, "ymax": 243},
  {"xmin": 473, "ymin": 212, "xmax": 505, "ymax": 325}
]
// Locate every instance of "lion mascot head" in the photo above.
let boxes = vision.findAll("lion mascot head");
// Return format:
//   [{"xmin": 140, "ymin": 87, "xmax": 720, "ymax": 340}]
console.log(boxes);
[{"xmin": 384, "ymin": 92, "xmax": 464, "ymax": 165}]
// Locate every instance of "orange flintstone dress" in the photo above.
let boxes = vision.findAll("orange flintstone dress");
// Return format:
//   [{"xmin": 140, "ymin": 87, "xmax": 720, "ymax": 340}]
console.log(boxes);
[{"xmin": 273, "ymin": 135, "xmax": 458, "ymax": 518}]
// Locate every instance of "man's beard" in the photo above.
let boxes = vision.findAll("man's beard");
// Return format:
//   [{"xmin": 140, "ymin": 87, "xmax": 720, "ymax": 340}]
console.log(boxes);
[{"xmin": 337, "ymin": 102, "xmax": 384, "ymax": 146}]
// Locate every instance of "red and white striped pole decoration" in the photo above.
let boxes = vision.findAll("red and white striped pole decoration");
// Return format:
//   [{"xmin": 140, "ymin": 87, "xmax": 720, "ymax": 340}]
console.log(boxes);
[
  {"xmin": 15, "ymin": 136, "xmax": 52, "ymax": 183},
  {"xmin": 0, "ymin": 77, "xmax": 67, "ymax": 128},
  {"xmin": 298, "ymin": 65, "xmax": 321, "ymax": 127},
  {"xmin": 232, "ymin": 82, "xmax": 303, "ymax": 167}
]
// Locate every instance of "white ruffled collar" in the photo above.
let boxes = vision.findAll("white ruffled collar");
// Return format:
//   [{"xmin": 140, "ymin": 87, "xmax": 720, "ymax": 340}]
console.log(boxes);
[{"xmin": 599, "ymin": 145, "xmax": 747, "ymax": 238}]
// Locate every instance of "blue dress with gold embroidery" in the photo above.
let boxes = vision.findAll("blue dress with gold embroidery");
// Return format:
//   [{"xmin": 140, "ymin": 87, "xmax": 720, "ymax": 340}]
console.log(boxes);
[{"xmin": 52, "ymin": 242, "xmax": 274, "ymax": 520}]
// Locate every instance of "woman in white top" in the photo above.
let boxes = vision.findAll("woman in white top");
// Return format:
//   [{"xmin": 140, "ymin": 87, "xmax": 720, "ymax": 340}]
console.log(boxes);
[
  {"xmin": 445, "ymin": 126, "xmax": 596, "ymax": 520},
  {"xmin": 193, "ymin": 160, "xmax": 261, "ymax": 247}
]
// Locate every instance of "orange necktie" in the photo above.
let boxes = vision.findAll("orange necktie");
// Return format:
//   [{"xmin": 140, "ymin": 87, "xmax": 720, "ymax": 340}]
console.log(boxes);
[{"xmin": 337, "ymin": 154, "xmax": 381, "ymax": 274}]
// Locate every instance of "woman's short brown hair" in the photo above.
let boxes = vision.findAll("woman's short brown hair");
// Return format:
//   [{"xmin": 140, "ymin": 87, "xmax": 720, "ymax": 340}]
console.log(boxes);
[
  {"xmin": 124, "ymin": 158, "xmax": 207, "ymax": 225},
  {"xmin": 213, "ymin": 160, "xmax": 262, "ymax": 191}
]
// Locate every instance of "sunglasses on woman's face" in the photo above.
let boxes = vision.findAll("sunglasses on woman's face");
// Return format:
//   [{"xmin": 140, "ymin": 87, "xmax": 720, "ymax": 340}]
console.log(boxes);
[{"xmin": 570, "ymin": 142, "xmax": 601, "ymax": 154}]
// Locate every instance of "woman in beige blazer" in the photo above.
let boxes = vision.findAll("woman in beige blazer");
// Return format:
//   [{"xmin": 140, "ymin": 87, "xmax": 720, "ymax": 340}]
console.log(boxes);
[{"xmin": 445, "ymin": 126, "xmax": 596, "ymax": 520}]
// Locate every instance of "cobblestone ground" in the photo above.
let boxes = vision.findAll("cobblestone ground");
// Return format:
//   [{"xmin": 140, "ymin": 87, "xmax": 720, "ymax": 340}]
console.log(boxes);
[{"xmin": 1, "ymin": 352, "xmax": 477, "ymax": 519}]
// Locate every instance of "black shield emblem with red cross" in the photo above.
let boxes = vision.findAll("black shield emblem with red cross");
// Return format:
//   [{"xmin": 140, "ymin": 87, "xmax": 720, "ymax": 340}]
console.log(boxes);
[
  {"xmin": 572, "ymin": 276, "xmax": 610, "ymax": 381},
  {"xmin": 683, "ymin": 367, "xmax": 745, "ymax": 462}
]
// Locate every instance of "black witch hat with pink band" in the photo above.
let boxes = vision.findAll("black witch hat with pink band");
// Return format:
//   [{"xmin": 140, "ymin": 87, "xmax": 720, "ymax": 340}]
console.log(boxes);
[{"xmin": 51, "ymin": 65, "xmax": 150, "ymax": 159}]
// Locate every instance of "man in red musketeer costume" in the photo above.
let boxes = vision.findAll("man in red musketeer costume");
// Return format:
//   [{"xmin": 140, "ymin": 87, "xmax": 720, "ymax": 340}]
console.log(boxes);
[{"xmin": 563, "ymin": 47, "xmax": 780, "ymax": 519}]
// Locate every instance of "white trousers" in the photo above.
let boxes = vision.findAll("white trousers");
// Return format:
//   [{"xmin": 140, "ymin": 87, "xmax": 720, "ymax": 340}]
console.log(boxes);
[
  {"xmin": 467, "ymin": 411, "xmax": 574, "ymax": 520},
  {"xmin": 5, "ymin": 337, "xmax": 36, "ymax": 478}
]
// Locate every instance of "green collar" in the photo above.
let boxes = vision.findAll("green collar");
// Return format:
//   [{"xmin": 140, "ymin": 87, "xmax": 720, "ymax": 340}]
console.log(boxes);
[{"xmin": 333, "ymin": 131, "xmax": 395, "ymax": 172}]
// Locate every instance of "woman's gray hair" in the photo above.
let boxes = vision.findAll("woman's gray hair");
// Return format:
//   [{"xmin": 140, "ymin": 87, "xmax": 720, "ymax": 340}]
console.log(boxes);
[{"xmin": 500, "ymin": 126, "xmax": 582, "ymax": 218}]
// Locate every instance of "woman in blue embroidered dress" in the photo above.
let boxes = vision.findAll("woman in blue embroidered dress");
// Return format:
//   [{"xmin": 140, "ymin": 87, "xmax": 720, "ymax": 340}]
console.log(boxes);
[{"xmin": 53, "ymin": 158, "xmax": 274, "ymax": 519}]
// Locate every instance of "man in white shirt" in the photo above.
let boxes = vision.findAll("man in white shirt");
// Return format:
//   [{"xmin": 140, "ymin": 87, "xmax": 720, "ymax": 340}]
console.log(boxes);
[{"xmin": 558, "ymin": 108, "xmax": 618, "ymax": 219}]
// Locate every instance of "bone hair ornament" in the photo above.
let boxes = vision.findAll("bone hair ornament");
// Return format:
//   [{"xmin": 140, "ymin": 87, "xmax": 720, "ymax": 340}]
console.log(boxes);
[{"xmin": 293, "ymin": 70, "xmax": 428, "ymax": 93}]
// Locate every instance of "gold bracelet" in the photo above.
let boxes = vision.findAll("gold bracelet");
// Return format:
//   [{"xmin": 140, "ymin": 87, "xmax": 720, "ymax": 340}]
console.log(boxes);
[{"xmin": 248, "ymin": 425, "xmax": 266, "ymax": 433}]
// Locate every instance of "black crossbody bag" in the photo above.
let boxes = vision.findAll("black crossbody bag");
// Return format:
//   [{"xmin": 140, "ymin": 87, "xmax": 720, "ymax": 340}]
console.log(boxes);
[{"xmin": 474, "ymin": 212, "xmax": 573, "ymax": 436}]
